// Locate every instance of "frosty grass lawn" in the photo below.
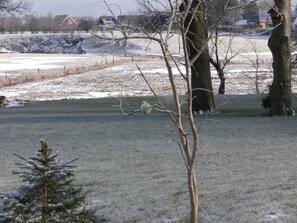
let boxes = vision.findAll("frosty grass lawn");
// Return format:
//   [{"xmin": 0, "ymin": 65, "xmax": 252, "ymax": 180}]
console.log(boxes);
[{"xmin": 1, "ymin": 95, "xmax": 297, "ymax": 222}]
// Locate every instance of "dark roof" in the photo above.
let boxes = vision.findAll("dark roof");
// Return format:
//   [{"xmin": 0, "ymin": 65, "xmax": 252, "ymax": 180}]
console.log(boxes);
[
  {"xmin": 53, "ymin": 15, "xmax": 76, "ymax": 26},
  {"xmin": 96, "ymin": 16, "xmax": 117, "ymax": 26}
]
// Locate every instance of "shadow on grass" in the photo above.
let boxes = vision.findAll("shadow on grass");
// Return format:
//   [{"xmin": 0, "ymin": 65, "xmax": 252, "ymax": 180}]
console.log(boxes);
[
  {"xmin": 215, "ymin": 94, "xmax": 267, "ymax": 117},
  {"xmin": 2, "ymin": 94, "xmax": 297, "ymax": 120}
]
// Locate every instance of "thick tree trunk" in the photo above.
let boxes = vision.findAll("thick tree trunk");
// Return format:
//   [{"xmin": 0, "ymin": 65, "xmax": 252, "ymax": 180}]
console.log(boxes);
[
  {"xmin": 268, "ymin": 0, "xmax": 293, "ymax": 116},
  {"xmin": 182, "ymin": 0, "xmax": 216, "ymax": 112}
]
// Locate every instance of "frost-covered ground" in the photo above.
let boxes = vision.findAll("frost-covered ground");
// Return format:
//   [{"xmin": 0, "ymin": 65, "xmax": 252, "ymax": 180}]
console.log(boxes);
[
  {"xmin": 0, "ymin": 58, "xmax": 277, "ymax": 101},
  {"xmin": 1, "ymin": 97, "xmax": 297, "ymax": 223},
  {"xmin": 1, "ymin": 34, "xmax": 297, "ymax": 223}
]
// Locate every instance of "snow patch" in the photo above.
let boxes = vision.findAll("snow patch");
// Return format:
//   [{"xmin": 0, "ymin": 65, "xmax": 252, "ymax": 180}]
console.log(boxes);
[
  {"xmin": 0, "ymin": 63, "xmax": 62, "ymax": 71},
  {"xmin": 241, "ymin": 52, "xmax": 271, "ymax": 56},
  {"xmin": 266, "ymin": 212, "xmax": 286, "ymax": 220},
  {"xmin": 5, "ymin": 100, "xmax": 27, "ymax": 107},
  {"xmin": 0, "ymin": 55, "xmax": 87, "ymax": 71},
  {"xmin": 88, "ymin": 91, "xmax": 120, "ymax": 98}
]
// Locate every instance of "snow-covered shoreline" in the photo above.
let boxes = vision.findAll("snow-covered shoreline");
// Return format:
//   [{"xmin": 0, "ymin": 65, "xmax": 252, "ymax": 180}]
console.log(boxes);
[{"xmin": 2, "ymin": 33, "xmax": 296, "ymax": 102}]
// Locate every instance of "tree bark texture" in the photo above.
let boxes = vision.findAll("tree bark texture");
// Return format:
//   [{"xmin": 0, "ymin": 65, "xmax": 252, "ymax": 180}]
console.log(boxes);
[
  {"xmin": 181, "ymin": 0, "xmax": 216, "ymax": 112},
  {"xmin": 188, "ymin": 168, "xmax": 198, "ymax": 223},
  {"xmin": 210, "ymin": 58, "xmax": 225, "ymax": 94},
  {"xmin": 268, "ymin": 0, "xmax": 293, "ymax": 116}
]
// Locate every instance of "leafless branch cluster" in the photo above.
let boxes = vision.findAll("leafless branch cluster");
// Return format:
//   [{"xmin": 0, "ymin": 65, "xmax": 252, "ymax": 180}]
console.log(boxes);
[
  {"xmin": 96, "ymin": 0, "xmax": 239, "ymax": 221},
  {"xmin": 0, "ymin": 0, "xmax": 31, "ymax": 15}
]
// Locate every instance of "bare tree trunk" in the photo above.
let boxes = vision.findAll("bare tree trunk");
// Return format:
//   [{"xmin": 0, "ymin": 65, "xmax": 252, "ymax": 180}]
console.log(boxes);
[
  {"xmin": 41, "ymin": 141, "xmax": 49, "ymax": 223},
  {"xmin": 188, "ymin": 168, "xmax": 198, "ymax": 222},
  {"xmin": 210, "ymin": 57, "xmax": 225, "ymax": 94},
  {"xmin": 181, "ymin": 0, "xmax": 216, "ymax": 112},
  {"xmin": 217, "ymin": 70, "xmax": 225, "ymax": 95},
  {"xmin": 210, "ymin": 27, "xmax": 225, "ymax": 95},
  {"xmin": 268, "ymin": 0, "xmax": 293, "ymax": 116}
]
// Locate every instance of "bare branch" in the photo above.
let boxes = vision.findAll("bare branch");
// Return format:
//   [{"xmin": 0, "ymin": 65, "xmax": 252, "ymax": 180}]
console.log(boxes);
[
  {"xmin": 170, "ymin": 130, "xmax": 189, "ymax": 167},
  {"xmin": 115, "ymin": 98, "xmax": 141, "ymax": 116},
  {"xmin": 0, "ymin": 0, "xmax": 31, "ymax": 15}
]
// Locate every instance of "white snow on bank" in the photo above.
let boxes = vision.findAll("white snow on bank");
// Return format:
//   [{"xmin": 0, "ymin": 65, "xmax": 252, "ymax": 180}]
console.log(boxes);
[
  {"xmin": 0, "ymin": 57, "xmax": 281, "ymax": 102},
  {"xmin": 240, "ymin": 52, "xmax": 271, "ymax": 56},
  {"xmin": 2, "ymin": 34, "xmax": 296, "ymax": 102},
  {"xmin": 0, "ymin": 55, "xmax": 87, "ymax": 71},
  {"xmin": 132, "ymin": 67, "xmax": 187, "ymax": 75},
  {"xmin": 0, "ymin": 63, "xmax": 61, "ymax": 71},
  {"xmin": 5, "ymin": 100, "xmax": 27, "ymax": 107},
  {"xmin": 228, "ymin": 68, "xmax": 273, "ymax": 73},
  {"xmin": 0, "ymin": 61, "xmax": 158, "ymax": 101}
]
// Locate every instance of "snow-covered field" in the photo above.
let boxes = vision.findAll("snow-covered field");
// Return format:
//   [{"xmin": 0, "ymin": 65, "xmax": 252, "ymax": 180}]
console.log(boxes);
[{"xmin": 0, "ymin": 33, "xmax": 296, "ymax": 102}]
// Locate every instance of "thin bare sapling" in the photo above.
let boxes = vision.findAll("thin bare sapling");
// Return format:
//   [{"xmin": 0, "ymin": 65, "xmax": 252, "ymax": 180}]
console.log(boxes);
[{"xmin": 94, "ymin": 0, "xmax": 228, "ymax": 222}]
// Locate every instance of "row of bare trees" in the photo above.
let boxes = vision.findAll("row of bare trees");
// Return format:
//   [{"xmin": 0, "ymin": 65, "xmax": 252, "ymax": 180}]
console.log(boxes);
[
  {"xmin": 0, "ymin": 0, "xmax": 30, "ymax": 15},
  {"xmin": 0, "ymin": 14, "xmax": 96, "ymax": 34},
  {"xmin": 0, "ymin": 0, "xmax": 98, "ymax": 33}
]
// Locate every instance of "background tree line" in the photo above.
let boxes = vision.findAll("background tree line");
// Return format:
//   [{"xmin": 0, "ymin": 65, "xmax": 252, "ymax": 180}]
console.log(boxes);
[{"xmin": 0, "ymin": 14, "xmax": 96, "ymax": 33}]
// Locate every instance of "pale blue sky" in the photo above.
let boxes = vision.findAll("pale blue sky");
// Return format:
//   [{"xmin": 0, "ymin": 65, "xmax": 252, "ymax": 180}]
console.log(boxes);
[
  {"xmin": 31, "ymin": 0, "xmax": 297, "ymax": 17},
  {"xmin": 31, "ymin": 0, "xmax": 139, "ymax": 17}
]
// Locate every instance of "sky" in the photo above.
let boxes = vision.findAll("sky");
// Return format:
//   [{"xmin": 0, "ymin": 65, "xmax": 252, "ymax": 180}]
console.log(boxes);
[
  {"xmin": 31, "ymin": 0, "xmax": 139, "ymax": 17},
  {"xmin": 31, "ymin": 0, "xmax": 297, "ymax": 18}
]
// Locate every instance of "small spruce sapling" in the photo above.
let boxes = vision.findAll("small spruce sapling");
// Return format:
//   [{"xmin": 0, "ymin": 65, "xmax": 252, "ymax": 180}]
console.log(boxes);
[{"xmin": 0, "ymin": 139, "xmax": 97, "ymax": 223}]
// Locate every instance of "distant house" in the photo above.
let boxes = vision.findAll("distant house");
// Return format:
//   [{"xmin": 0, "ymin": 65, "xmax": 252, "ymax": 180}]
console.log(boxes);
[
  {"xmin": 258, "ymin": 9, "xmax": 271, "ymax": 29},
  {"xmin": 96, "ymin": 16, "xmax": 117, "ymax": 30},
  {"xmin": 96, "ymin": 15, "xmax": 146, "ymax": 31},
  {"xmin": 53, "ymin": 15, "xmax": 77, "ymax": 31},
  {"xmin": 258, "ymin": 7, "xmax": 297, "ymax": 30}
]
